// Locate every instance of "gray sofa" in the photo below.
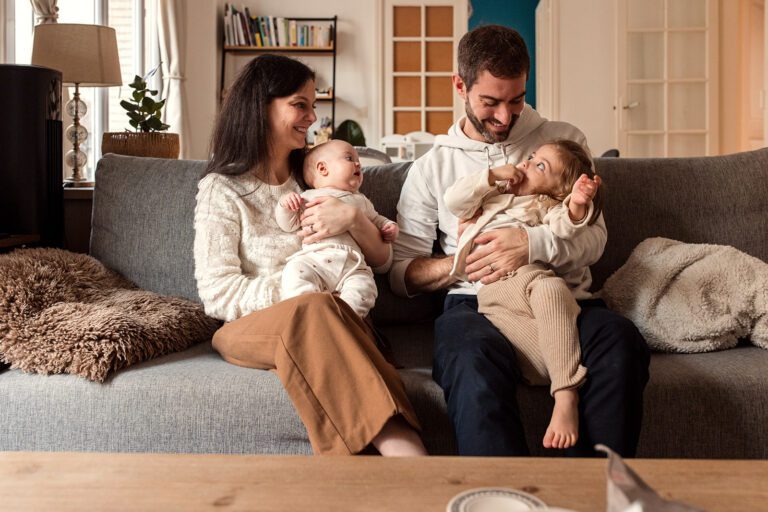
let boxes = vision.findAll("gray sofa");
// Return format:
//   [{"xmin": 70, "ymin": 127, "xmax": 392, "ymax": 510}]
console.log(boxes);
[{"xmin": 2, "ymin": 149, "xmax": 767, "ymax": 458}]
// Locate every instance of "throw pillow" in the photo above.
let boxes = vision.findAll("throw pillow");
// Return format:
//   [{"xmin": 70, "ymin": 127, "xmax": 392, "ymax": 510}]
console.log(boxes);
[
  {"xmin": 600, "ymin": 237, "xmax": 768, "ymax": 353},
  {"xmin": 0, "ymin": 248, "xmax": 220, "ymax": 382}
]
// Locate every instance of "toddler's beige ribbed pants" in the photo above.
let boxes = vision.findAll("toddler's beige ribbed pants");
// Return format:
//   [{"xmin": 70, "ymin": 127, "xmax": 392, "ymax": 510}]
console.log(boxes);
[
  {"xmin": 211, "ymin": 292, "xmax": 421, "ymax": 455},
  {"xmin": 478, "ymin": 264, "xmax": 587, "ymax": 395}
]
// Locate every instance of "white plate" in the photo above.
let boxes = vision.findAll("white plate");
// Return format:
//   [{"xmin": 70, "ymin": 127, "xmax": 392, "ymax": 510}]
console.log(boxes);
[{"xmin": 446, "ymin": 487, "xmax": 547, "ymax": 512}]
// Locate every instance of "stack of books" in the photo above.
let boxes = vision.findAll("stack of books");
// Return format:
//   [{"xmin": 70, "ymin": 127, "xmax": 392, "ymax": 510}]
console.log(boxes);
[{"xmin": 223, "ymin": 5, "xmax": 334, "ymax": 48}]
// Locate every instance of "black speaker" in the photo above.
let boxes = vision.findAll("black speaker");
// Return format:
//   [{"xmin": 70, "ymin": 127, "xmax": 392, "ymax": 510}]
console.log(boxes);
[{"xmin": 0, "ymin": 64, "xmax": 63, "ymax": 247}]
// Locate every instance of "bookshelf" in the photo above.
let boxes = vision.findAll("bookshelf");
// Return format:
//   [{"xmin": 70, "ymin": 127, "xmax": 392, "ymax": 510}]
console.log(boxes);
[{"xmin": 220, "ymin": 14, "xmax": 338, "ymax": 134}]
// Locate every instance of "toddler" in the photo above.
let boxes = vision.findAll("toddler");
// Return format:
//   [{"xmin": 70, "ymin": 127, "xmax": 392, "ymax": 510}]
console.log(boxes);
[
  {"xmin": 276, "ymin": 140, "xmax": 398, "ymax": 318},
  {"xmin": 444, "ymin": 139, "xmax": 603, "ymax": 450}
]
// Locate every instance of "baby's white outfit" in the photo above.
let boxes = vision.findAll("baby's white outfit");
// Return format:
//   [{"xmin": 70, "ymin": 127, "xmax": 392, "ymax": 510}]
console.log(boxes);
[{"xmin": 275, "ymin": 188, "xmax": 395, "ymax": 317}]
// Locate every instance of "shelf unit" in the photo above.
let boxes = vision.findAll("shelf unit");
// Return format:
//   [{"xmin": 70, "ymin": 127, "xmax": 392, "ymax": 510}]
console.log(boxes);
[{"xmin": 220, "ymin": 16, "xmax": 338, "ymax": 134}]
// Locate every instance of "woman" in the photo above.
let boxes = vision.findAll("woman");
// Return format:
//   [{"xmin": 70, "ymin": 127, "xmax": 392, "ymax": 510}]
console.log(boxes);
[{"xmin": 194, "ymin": 54, "xmax": 426, "ymax": 456}]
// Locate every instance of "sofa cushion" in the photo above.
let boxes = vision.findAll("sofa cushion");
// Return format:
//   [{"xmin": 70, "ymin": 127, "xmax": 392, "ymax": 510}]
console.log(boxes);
[
  {"xmin": 592, "ymin": 148, "xmax": 768, "ymax": 290},
  {"xmin": 91, "ymin": 154, "xmax": 207, "ymax": 303},
  {"xmin": 92, "ymin": 156, "xmax": 441, "ymax": 324}
]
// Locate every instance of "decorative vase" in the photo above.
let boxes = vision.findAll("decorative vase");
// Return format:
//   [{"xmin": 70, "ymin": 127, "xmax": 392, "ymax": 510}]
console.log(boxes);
[{"xmin": 102, "ymin": 132, "xmax": 180, "ymax": 159}]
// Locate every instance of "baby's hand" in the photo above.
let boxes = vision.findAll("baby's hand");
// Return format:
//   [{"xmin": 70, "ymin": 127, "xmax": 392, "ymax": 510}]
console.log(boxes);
[
  {"xmin": 571, "ymin": 174, "xmax": 601, "ymax": 205},
  {"xmin": 279, "ymin": 192, "xmax": 304, "ymax": 212},
  {"xmin": 380, "ymin": 222, "xmax": 399, "ymax": 243}
]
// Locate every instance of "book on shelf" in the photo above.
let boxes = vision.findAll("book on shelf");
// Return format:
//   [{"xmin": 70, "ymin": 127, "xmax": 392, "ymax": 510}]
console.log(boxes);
[{"xmin": 222, "ymin": 7, "xmax": 334, "ymax": 49}]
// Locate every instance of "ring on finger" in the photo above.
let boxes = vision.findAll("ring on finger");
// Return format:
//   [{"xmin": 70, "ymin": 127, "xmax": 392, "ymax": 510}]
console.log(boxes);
[{"xmin": 489, "ymin": 263, "xmax": 496, "ymax": 273}]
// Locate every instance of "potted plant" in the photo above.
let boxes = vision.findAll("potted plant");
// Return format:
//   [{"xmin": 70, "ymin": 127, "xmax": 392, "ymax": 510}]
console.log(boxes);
[{"xmin": 102, "ymin": 67, "xmax": 180, "ymax": 159}]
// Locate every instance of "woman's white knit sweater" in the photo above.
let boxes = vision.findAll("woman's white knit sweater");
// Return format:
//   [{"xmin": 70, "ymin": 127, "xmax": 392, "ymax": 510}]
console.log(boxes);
[{"xmin": 194, "ymin": 172, "xmax": 302, "ymax": 321}]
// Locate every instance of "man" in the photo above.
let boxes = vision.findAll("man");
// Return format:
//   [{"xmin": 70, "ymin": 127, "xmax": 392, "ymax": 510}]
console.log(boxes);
[{"xmin": 390, "ymin": 25, "xmax": 650, "ymax": 457}]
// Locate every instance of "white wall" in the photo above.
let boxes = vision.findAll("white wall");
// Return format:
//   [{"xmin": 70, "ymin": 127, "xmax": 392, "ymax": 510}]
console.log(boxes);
[
  {"xmin": 536, "ymin": 0, "xmax": 617, "ymax": 157},
  {"xmin": 182, "ymin": 0, "xmax": 383, "ymax": 160}
]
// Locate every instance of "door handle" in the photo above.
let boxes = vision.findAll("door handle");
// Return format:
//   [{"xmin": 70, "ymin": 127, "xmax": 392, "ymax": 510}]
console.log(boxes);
[{"xmin": 622, "ymin": 101, "xmax": 640, "ymax": 110}]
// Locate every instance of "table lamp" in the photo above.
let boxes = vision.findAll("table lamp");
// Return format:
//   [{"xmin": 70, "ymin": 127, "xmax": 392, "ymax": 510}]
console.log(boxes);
[{"xmin": 32, "ymin": 24, "xmax": 122, "ymax": 187}]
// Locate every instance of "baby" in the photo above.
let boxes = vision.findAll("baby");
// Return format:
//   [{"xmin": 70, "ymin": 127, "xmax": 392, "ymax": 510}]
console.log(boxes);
[
  {"xmin": 276, "ymin": 140, "xmax": 398, "ymax": 318},
  {"xmin": 444, "ymin": 139, "xmax": 602, "ymax": 451}
]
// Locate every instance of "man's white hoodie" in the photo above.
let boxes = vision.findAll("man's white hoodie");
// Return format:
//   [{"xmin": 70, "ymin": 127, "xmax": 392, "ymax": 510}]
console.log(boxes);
[{"xmin": 390, "ymin": 104, "xmax": 607, "ymax": 299}]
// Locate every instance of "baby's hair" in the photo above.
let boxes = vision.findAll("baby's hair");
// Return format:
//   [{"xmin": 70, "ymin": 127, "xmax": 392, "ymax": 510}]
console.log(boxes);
[
  {"xmin": 545, "ymin": 139, "xmax": 604, "ymax": 225},
  {"xmin": 302, "ymin": 143, "xmax": 334, "ymax": 189}
]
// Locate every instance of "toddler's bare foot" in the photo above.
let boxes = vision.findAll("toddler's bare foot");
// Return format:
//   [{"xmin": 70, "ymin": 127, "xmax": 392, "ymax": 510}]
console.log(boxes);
[{"xmin": 543, "ymin": 388, "xmax": 579, "ymax": 449}]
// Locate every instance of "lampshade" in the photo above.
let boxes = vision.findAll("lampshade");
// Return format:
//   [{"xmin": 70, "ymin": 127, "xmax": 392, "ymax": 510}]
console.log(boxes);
[{"xmin": 31, "ymin": 23, "xmax": 122, "ymax": 86}]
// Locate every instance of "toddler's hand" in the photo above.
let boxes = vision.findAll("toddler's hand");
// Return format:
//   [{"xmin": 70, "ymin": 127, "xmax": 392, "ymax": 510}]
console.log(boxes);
[
  {"xmin": 571, "ymin": 174, "xmax": 601, "ymax": 206},
  {"xmin": 380, "ymin": 222, "xmax": 399, "ymax": 243},
  {"xmin": 279, "ymin": 192, "xmax": 304, "ymax": 211},
  {"xmin": 490, "ymin": 164, "xmax": 525, "ymax": 189}
]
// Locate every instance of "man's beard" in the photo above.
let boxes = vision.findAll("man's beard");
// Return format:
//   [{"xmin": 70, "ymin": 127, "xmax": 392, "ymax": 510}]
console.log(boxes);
[{"xmin": 465, "ymin": 99, "xmax": 519, "ymax": 143}]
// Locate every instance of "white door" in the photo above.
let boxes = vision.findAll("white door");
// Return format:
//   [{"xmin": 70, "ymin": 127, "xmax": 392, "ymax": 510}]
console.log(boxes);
[{"xmin": 617, "ymin": 0, "xmax": 719, "ymax": 157}]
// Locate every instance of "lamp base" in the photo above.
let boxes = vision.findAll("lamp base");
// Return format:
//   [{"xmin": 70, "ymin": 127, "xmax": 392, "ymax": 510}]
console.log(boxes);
[{"xmin": 63, "ymin": 177, "xmax": 94, "ymax": 188}]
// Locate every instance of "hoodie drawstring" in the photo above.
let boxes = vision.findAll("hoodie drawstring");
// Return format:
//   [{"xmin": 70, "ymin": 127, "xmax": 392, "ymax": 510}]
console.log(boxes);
[{"xmin": 485, "ymin": 144, "xmax": 511, "ymax": 170}]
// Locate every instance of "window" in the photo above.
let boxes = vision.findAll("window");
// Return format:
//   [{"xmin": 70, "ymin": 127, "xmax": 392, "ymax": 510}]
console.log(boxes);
[{"xmin": 7, "ymin": 0, "xmax": 159, "ymax": 180}]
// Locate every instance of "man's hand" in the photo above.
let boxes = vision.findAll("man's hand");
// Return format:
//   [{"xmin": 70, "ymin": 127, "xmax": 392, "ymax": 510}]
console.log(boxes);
[
  {"xmin": 279, "ymin": 192, "xmax": 304, "ymax": 212},
  {"xmin": 380, "ymin": 222, "xmax": 399, "ymax": 243},
  {"xmin": 464, "ymin": 227, "xmax": 529, "ymax": 284}
]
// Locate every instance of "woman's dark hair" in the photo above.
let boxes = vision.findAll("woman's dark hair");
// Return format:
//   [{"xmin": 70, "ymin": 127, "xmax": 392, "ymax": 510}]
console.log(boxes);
[
  {"xmin": 547, "ymin": 139, "xmax": 604, "ymax": 225},
  {"xmin": 458, "ymin": 25, "xmax": 530, "ymax": 92},
  {"xmin": 204, "ymin": 54, "xmax": 315, "ymax": 182}
]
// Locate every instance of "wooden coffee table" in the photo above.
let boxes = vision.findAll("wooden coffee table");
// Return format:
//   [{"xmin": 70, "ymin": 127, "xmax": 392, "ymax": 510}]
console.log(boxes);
[{"xmin": 1, "ymin": 452, "xmax": 766, "ymax": 511}]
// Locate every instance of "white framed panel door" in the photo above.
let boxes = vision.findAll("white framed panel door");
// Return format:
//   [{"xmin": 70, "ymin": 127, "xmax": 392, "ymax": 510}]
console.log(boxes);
[{"xmin": 617, "ymin": 0, "xmax": 719, "ymax": 157}]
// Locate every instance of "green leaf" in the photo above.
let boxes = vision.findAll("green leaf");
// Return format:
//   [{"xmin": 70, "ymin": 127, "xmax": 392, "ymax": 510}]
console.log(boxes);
[
  {"xmin": 147, "ymin": 115, "xmax": 165, "ymax": 130},
  {"xmin": 149, "ymin": 90, "xmax": 158, "ymax": 95},
  {"xmin": 129, "ymin": 119, "xmax": 139, "ymax": 128},
  {"xmin": 142, "ymin": 96, "xmax": 155, "ymax": 110},
  {"xmin": 127, "ymin": 112, "xmax": 144, "ymax": 122},
  {"xmin": 120, "ymin": 100, "xmax": 137, "ymax": 112},
  {"xmin": 132, "ymin": 90, "xmax": 145, "ymax": 102},
  {"xmin": 139, "ymin": 120, "xmax": 151, "ymax": 132},
  {"xmin": 129, "ymin": 75, "xmax": 143, "ymax": 89}
]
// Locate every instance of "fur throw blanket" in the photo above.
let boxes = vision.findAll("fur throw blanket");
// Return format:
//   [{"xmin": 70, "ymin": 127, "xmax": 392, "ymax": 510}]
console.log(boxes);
[
  {"xmin": 600, "ymin": 237, "xmax": 768, "ymax": 353},
  {"xmin": 0, "ymin": 248, "xmax": 220, "ymax": 382}
]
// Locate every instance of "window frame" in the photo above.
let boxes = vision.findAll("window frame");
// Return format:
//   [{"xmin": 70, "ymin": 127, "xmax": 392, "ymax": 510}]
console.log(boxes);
[{"xmin": 7, "ymin": 0, "xmax": 155, "ymax": 178}]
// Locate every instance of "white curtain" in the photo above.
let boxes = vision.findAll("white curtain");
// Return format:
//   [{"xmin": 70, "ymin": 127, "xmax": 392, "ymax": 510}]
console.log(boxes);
[
  {"xmin": 0, "ymin": 3, "xmax": 6, "ymax": 63},
  {"xmin": 30, "ymin": 0, "xmax": 72, "ymax": 178},
  {"xmin": 30, "ymin": 0, "xmax": 58, "ymax": 24},
  {"xmin": 157, "ymin": 0, "xmax": 189, "ymax": 158}
]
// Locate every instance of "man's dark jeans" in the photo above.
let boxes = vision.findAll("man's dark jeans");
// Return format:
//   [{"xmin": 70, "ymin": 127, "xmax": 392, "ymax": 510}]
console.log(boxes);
[{"xmin": 433, "ymin": 294, "xmax": 650, "ymax": 456}]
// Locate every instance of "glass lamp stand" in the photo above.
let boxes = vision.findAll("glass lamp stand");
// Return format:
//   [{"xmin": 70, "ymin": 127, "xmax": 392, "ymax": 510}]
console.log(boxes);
[{"xmin": 64, "ymin": 83, "xmax": 93, "ymax": 187}]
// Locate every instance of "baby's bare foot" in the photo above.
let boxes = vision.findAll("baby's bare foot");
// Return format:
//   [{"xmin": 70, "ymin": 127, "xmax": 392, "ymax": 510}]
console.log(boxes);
[{"xmin": 543, "ymin": 389, "xmax": 579, "ymax": 449}]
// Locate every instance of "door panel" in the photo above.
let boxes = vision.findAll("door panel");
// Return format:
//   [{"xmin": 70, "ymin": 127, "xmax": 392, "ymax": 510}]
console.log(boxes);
[{"xmin": 619, "ymin": 0, "xmax": 718, "ymax": 156}]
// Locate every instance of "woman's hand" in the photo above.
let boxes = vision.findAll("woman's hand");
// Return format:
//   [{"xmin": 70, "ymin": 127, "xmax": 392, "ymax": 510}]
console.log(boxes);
[
  {"xmin": 464, "ymin": 228, "xmax": 529, "ymax": 284},
  {"xmin": 299, "ymin": 196, "xmax": 358, "ymax": 244}
]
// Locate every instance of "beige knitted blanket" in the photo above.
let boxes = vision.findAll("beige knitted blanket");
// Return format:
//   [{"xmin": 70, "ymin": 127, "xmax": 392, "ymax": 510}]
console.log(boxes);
[
  {"xmin": 600, "ymin": 237, "xmax": 768, "ymax": 353},
  {"xmin": 0, "ymin": 248, "xmax": 220, "ymax": 382}
]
